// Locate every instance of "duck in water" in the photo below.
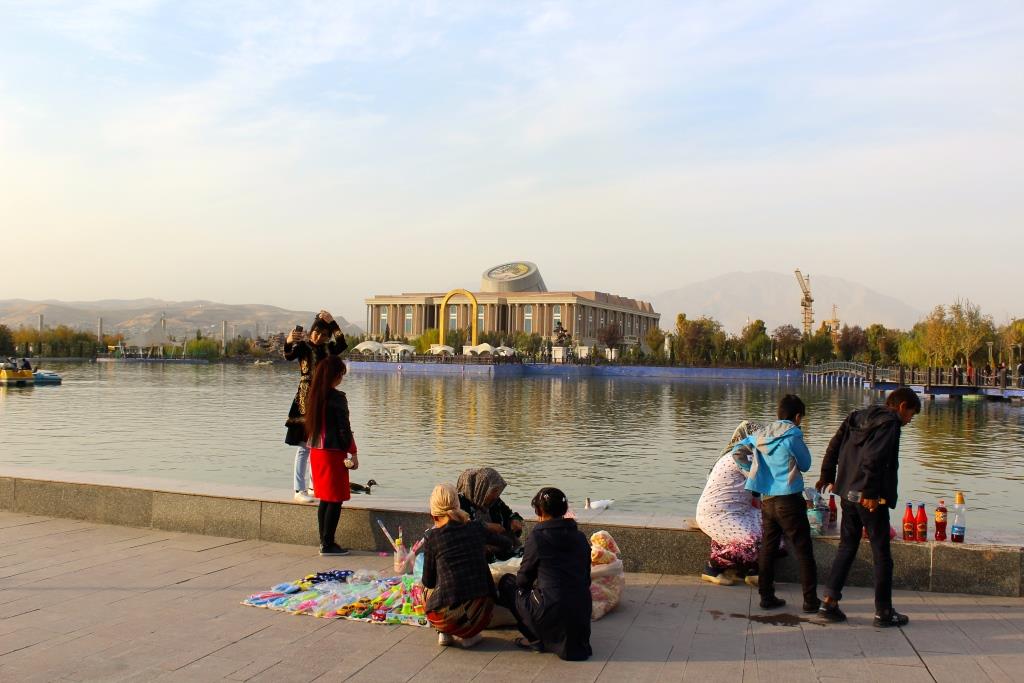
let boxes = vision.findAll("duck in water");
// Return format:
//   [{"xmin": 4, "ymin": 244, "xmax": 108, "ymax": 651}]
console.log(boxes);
[{"xmin": 350, "ymin": 479, "xmax": 378, "ymax": 494}]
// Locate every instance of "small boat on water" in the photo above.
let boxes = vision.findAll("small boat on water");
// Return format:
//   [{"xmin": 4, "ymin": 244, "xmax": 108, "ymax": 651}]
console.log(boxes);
[
  {"xmin": 33, "ymin": 370, "xmax": 63, "ymax": 385},
  {"xmin": 0, "ymin": 367, "xmax": 63, "ymax": 386},
  {"xmin": 0, "ymin": 368, "xmax": 35, "ymax": 387}
]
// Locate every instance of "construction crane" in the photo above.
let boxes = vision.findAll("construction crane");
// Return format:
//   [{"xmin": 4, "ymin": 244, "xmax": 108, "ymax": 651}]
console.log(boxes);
[{"xmin": 794, "ymin": 269, "xmax": 814, "ymax": 336}]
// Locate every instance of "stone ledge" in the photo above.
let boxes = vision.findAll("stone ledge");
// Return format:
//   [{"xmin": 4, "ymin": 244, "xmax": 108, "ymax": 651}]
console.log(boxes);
[{"xmin": 0, "ymin": 473, "xmax": 1019, "ymax": 597}]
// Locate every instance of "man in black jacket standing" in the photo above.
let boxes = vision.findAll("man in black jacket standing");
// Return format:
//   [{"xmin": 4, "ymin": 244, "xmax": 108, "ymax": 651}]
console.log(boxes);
[{"xmin": 815, "ymin": 387, "xmax": 921, "ymax": 627}]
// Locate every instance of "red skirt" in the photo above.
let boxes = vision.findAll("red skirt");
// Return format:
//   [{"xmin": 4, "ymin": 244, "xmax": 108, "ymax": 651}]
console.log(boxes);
[{"xmin": 309, "ymin": 448, "xmax": 351, "ymax": 502}]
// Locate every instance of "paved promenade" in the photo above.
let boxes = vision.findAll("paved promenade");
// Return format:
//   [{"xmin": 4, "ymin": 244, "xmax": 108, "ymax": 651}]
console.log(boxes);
[{"xmin": 1, "ymin": 512, "xmax": 1022, "ymax": 682}]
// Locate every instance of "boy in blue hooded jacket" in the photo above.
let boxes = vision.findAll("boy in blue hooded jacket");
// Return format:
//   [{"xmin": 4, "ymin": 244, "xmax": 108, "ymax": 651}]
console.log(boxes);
[{"xmin": 733, "ymin": 394, "xmax": 820, "ymax": 612}]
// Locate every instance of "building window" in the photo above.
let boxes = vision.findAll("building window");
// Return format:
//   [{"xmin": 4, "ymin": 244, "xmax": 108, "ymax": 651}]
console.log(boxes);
[
  {"xmin": 587, "ymin": 309, "xmax": 593, "ymax": 336},
  {"xmin": 404, "ymin": 306, "xmax": 413, "ymax": 336},
  {"xmin": 448, "ymin": 305, "xmax": 458, "ymax": 331},
  {"xmin": 477, "ymin": 306, "xmax": 485, "ymax": 331},
  {"xmin": 379, "ymin": 306, "xmax": 388, "ymax": 335},
  {"xmin": 524, "ymin": 305, "xmax": 533, "ymax": 334},
  {"xmin": 553, "ymin": 304, "xmax": 561, "ymax": 329}
]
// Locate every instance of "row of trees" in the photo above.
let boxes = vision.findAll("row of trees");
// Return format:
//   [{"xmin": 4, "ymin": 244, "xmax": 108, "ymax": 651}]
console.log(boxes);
[{"xmin": 632, "ymin": 299, "xmax": 1020, "ymax": 369}]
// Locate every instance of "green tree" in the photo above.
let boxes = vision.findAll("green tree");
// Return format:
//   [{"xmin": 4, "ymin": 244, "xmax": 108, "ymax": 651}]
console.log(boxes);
[
  {"xmin": 0, "ymin": 325, "xmax": 13, "ymax": 355},
  {"xmin": 772, "ymin": 324, "xmax": 802, "ymax": 364},
  {"xmin": 597, "ymin": 322, "xmax": 623, "ymax": 350},
  {"xmin": 865, "ymin": 324, "xmax": 900, "ymax": 364},
  {"xmin": 837, "ymin": 324, "xmax": 868, "ymax": 361},
  {"xmin": 644, "ymin": 326, "xmax": 666, "ymax": 359},
  {"xmin": 415, "ymin": 328, "xmax": 440, "ymax": 354},
  {"xmin": 185, "ymin": 338, "xmax": 222, "ymax": 360},
  {"xmin": 740, "ymin": 319, "xmax": 771, "ymax": 365},
  {"xmin": 802, "ymin": 330, "xmax": 834, "ymax": 364}
]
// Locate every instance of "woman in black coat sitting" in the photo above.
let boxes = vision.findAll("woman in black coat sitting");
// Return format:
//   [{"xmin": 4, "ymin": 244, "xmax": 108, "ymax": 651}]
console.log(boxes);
[{"xmin": 497, "ymin": 487, "xmax": 593, "ymax": 661}]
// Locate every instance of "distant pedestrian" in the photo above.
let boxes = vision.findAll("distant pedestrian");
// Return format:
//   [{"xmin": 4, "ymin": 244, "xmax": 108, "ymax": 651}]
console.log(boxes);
[
  {"xmin": 304, "ymin": 355, "xmax": 356, "ymax": 556},
  {"xmin": 284, "ymin": 310, "xmax": 347, "ymax": 502},
  {"xmin": 1017, "ymin": 361, "xmax": 1024, "ymax": 387},
  {"xmin": 733, "ymin": 395, "xmax": 819, "ymax": 614},
  {"xmin": 815, "ymin": 387, "xmax": 921, "ymax": 627}
]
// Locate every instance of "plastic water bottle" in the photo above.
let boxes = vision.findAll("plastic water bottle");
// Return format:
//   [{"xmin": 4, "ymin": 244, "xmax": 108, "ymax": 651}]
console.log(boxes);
[
  {"xmin": 950, "ymin": 491, "xmax": 966, "ymax": 543},
  {"xmin": 934, "ymin": 499, "xmax": 948, "ymax": 541}
]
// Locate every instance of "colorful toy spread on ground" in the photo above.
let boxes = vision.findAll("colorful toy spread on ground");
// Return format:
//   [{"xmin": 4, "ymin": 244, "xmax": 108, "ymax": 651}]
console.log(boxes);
[{"xmin": 241, "ymin": 524, "xmax": 625, "ymax": 628}]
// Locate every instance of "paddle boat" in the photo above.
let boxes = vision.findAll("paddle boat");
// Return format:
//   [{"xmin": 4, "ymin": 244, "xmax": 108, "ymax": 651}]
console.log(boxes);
[
  {"xmin": 0, "ymin": 367, "xmax": 34, "ymax": 387},
  {"xmin": 32, "ymin": 370, "xmax": 63, "ymax": 385}
]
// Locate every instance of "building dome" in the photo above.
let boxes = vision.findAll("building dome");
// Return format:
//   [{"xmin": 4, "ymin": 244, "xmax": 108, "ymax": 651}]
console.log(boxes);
[{"xmin": 480, "ymin": 261, "xmax": 547, "ymax": 293}]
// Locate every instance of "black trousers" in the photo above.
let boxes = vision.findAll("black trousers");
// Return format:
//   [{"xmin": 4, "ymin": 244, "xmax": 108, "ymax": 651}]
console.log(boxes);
[
  {"xmin": 759, "ymin": 493, "xmax": 818, "ymax": 605},
  {"xmin": 317, "ymin": 501, "xmax": 343, "ymax": 548},
  {"xmin": 496, "ymin": 574, "xmax": 538, "ymax": 642},
  {"xmin": 825, "ymin": 499, "xmax": 893, "ymax": 612}
]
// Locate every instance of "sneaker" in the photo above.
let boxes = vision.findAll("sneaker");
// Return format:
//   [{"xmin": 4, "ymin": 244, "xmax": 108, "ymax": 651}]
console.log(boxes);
[
  {"xmin": 818, "ymin": 601, "xmax": 847, "ymax": 622},
  {"xmin": 700, "ymin": 565, "xmax": 735, "ymax": 586},
  {"xmin": 319, "ymin": 544, "xmax": 350, "ymax": 556},
  {"xmin": 294, "ymin": 491, "xmax": 315, "ymax": 503},
  {"xmin": 873, "ymin": 609, "xmax": 909, "ymax": 628},
  {"xmin": 759, "ymin": 595, "xmax": 786, "ymax": 610},
  {"xmin": 438, "ymin": 632, "xmax": 453, "ymax": 647},
  {"xmin": 456, "ymin": 633, "xmax": 483, "ymax": 649},
  {"xmin": 744, "ymin": 573, "xmax": 759, "ymax": 588},
  {"xmin": 802, "ymin": 598, "xmax": 822, "ymax": 614}
]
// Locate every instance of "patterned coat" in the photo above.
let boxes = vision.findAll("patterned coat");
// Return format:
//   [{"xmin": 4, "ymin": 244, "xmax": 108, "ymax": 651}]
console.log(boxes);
[{"xmin": 283, "ymin": 323, "xmax": 347, "ymax": 446}]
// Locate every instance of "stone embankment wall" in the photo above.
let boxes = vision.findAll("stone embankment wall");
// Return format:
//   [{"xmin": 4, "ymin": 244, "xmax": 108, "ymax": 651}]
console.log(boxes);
[{"xmin": 1, "ymin": 474, "xmax": 1019, "ymax": 597}]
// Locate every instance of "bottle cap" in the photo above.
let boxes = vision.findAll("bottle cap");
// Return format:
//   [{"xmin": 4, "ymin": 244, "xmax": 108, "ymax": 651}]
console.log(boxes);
[{"xmin": 954, "ymin": 491, "xmax": 965, "ymax": 505}]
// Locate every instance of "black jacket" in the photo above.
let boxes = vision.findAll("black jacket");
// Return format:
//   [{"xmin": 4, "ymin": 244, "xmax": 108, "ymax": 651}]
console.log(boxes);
[
  {"xmin": 309, "ymin": 390, "xmax": 354, "ymax": 452},
  {"xmin": 458, "ymin": 494, "xmax": 524, "ymax": 561},
  {"xmin": 421, "ymin": 520, "xmax": 512, "ymax": 612},
  {"xmin": 515, "ymin": 518, "xmax": 592, "ymax": 661},
  {"xmin": 819, "ymin": 405, "xmax": 902, "ymax": 508},
  {"xmin": 283, "ymin": 325, "xmax": 347, "ymax": 445}
]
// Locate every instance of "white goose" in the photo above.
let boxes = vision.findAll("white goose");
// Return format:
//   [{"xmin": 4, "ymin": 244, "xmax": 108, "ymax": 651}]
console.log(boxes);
[{"xmin": 584, "ymin": 497, "xmax": 614, "ymax": 511}]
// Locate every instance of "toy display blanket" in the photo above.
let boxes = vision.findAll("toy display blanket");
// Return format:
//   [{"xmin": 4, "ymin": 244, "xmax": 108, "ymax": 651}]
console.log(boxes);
[{"xmin": 241, "ymin": 569, "xmax": 429, "ymax": 627}]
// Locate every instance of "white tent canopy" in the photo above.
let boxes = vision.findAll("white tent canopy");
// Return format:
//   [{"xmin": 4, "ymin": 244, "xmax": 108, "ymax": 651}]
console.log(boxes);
[
  {"xmin": 495, "ymin": 345, "xmax": 516, "ymax": 356},
  {"xmin": 383, "ymin": 342, "xmax": 416, "ymax": 356},
  {"xmin": 429, "ymin": 345, "xmax": 455, "ymax": 356},
  {"xmin": 353, "ymin": 340, "xmax": 386, "ymax": 355},
  {"xmin": 464, "ymin": 343, "xmax": 496, "ymax": 356}
]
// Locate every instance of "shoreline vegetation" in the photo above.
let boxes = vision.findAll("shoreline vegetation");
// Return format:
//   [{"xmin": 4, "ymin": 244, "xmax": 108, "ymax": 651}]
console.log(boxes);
[{"xmin": 2, "ymin": 298, "xmax": 1021, "ymax": 369}]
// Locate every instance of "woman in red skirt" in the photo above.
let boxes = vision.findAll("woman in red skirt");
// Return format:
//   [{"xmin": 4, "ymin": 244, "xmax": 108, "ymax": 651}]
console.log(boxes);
[{"xmin": 304, "ymin": 355, "xmax": 357, "ymax": 556}]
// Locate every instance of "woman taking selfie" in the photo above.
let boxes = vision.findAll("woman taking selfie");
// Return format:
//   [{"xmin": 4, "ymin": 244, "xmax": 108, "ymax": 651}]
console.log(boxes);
[{"xmin": 284, "ymin": 310, "xmax": 347, "ymax": 502}]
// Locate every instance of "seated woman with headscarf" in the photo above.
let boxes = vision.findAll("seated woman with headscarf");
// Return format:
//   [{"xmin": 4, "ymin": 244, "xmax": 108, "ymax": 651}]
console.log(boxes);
[
  {"xmin": 694, "ymin": 420, "xmax": 766, "ymax": 586},
  {"xmin": 456, "ymin": 467, "xmax": 523, "ymax": 561}
]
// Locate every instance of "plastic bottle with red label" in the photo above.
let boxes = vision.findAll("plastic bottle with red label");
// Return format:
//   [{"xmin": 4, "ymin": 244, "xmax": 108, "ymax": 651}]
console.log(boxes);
[{"xmin": 934, "ymin": 499, "xmax": 948, "ymax": 541}]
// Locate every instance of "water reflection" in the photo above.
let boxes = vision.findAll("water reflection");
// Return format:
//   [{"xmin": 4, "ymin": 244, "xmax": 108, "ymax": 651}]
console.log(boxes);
[{"xmin": 0, "ymin": 363, "xmax": 1021, "ymax": 529}]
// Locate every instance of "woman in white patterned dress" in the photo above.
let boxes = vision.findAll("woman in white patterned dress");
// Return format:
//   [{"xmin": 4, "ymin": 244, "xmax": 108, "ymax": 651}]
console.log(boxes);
[{"xmin": 695, "ymin": 421, "xmax": 764, "ymax": 586}]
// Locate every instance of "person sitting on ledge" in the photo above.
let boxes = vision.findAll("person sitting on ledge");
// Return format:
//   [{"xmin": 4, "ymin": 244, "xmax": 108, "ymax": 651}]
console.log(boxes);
[
  {"xmin": 457, "ymin": 467, "xmax": 523, "ymax": 561},
  {"xmin": 422, "ymin": 483, "xmax": 512, "ymax": 649}
]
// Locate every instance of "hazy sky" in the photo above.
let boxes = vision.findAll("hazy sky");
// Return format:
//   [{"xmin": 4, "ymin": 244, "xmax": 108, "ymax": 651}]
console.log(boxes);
[{"xmin": 2, "ymin": 1, "xmax": 1021, "ymax": 327}]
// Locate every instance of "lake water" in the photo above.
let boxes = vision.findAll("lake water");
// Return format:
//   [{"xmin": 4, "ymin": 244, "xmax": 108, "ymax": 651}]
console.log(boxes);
[{"xmin": 1, "ymin": 362, "xmax": 1022, "ymax": 532}]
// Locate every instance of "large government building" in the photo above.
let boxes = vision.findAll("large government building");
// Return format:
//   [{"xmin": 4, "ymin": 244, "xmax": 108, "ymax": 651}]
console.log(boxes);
[{"xmin": 363, "ymin": 262, "xmax": 660, "ymax": 349}]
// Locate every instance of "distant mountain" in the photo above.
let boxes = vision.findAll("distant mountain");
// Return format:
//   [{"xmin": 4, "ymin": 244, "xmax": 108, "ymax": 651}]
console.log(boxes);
[
  {"xmin": 650, "ymin": 271, "xmax": 922, "ymax": 334},
  {"xmin": 0, "ymin": 299, "xmax": 363, "ymax": 339}
]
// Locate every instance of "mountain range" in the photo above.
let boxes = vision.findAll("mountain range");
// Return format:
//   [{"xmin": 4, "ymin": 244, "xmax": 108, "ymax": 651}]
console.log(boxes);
[
  {"xmin": 0, "ymin": 299, "xmax": 363, "ymax": 340},
  {"xmin": 648, "ymin": 271, "xmax": 923, "ymax": 334}
]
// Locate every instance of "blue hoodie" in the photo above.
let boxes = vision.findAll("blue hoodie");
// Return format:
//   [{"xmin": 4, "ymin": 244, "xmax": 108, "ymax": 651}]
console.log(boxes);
[{"xmin": 731, "ymin": 420, "xmax": 812, "ymax": 496}]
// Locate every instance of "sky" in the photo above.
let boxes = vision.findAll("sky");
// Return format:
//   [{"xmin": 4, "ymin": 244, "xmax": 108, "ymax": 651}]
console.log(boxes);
[{"xmin": 1, "ymin": 1, "xmax": 1022, "ymax": 328}]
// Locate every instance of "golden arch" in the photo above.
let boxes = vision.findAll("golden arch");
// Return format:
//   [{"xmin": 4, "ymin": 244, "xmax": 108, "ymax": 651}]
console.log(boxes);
[{"xmin": 439, "ymin": 288, "xmax": 479, "ymax": 348}]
